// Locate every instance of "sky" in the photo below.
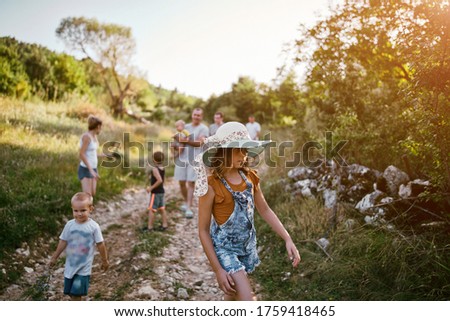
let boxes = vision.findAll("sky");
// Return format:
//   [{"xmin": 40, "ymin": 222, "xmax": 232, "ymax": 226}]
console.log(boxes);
[{"xmin": 0, "ymin": 0, "xmax": 337, "ymax": 99}]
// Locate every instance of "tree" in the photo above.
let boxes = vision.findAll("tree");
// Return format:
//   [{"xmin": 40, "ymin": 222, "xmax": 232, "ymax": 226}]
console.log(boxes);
[
  {"xmin": 0, "ymin": 37, "xmax": 30, "ymax": 98},
  {"xmin": 293, "ymin": 0, "xmax": 450, "ymax": 192},
  {"xmin": 230, "ymin": 76, "xmax": 263, "ymax": 123},
  {"xmin": 56, "ymin": 17, "xmax": 137, "ymax": 117}
]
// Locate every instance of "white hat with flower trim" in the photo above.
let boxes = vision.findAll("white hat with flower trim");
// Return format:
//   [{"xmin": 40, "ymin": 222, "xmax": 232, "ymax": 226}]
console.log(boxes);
[{"xmin": 193, "ymin": 121, "xmax": 271, "ymax": 197}]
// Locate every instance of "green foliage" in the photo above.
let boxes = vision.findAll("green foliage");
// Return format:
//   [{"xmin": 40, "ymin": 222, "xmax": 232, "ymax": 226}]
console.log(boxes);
[
  {"xmin": 0, "ymin": 39, "xmax": 30, "ymax": 98},
  {"xmin": 203, "ymin": 73, "xmax": 304, "ymax": 128},
  {"xmin": 255, "ymin": 171, "xmax": 450, "ymax": 300},
  {"xmin": 0, "ymin": 35, "xmax": 200, "ymax": 126},
  {"xmin": 293, "ymin": 0, "xmax": 450, "ymax": 191},
  {"xmin": 0, "ymin": 37, "xmax": 91, "ymax": 100}
]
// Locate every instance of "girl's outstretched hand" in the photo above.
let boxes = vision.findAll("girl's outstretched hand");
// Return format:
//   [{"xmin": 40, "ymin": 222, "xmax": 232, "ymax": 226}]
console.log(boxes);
[
  {"xmin": 286, "ymin": 240, "xmax": 301, "ymax": 267},
  {"xmin": 215, "ymin": 268, "xmax": 236, "ymax": 296}
]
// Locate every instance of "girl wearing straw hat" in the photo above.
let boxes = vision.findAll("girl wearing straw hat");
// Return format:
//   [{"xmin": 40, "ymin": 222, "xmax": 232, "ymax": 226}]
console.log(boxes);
[{"xmin": 195, "ymin": 122, "xmax": 301, "ymax": 300}]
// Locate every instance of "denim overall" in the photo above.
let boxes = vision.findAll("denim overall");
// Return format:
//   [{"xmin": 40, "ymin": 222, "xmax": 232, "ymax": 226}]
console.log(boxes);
[{"xmin": 210, "ymin": 170, "xmax": 260, "ymax": 274}]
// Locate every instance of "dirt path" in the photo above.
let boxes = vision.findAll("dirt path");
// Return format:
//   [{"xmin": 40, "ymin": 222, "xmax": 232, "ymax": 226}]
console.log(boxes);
[{"xmin": 1, "ymin": 178, "xmax": 260, "ymax": 301}]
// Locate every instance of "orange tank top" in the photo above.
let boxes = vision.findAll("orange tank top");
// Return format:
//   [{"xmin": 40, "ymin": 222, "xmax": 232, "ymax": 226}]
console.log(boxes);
[{"xmin": 207, "ymin": 170, "xmax": 260, "ymax": 225}]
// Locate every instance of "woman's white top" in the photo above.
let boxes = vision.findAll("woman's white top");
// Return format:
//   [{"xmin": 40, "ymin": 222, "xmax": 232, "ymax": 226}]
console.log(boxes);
[{"xmin": 79, "ymin": 133, "xmax": 98, "ymax": 169}]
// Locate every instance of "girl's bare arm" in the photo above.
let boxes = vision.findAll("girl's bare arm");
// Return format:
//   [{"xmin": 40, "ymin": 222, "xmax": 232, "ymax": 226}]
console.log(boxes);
[{"xmin": 254, "ymin": 184, "xmax": 301, "ymax": 267}]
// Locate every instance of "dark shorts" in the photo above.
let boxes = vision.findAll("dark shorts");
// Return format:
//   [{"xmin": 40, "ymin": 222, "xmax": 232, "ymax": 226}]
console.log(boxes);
[
  {"xmin": 64, "ymin": 274, "xmax": 90, "ymax": 297},
  {"xmin": 78, "ymin": 165, "xmax": 97, "ymax": 180},
  {"xmin": 148, "ymin": 193, "xmax": 165, "ymax": 212}
]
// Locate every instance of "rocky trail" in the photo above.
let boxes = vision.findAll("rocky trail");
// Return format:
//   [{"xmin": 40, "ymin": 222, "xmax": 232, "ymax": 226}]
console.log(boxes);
[{"xmin": 1, "ymin": 178, "xmax": 262, "ymax": 301}]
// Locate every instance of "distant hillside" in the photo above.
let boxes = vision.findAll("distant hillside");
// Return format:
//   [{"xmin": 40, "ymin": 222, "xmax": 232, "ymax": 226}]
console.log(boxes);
[{"xmin": 0, "ymin": 36, "xmax": 203, "ymax": 124}]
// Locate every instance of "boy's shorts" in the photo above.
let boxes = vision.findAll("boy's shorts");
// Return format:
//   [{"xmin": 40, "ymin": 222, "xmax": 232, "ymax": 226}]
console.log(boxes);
[
  {"xmin": 148, "ymin": 193, "xmax": 165, "ymax": 212},
  {"xmin": 64, "ymin": 274, "xmax": 90, "ymax": 296}
]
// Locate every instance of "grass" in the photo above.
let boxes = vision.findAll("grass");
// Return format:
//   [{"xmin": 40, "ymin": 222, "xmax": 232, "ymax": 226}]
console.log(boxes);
[
  {"xmin": 0, "ymin": 96, "xmax": 170, "ymax": 292},
  {"xmin": 133, "ymin": 229, "xmax": 171, "ymax": 257},
  {"xmin": 253, "ymin": 166, "xmax": 450, "ymax": 300}
]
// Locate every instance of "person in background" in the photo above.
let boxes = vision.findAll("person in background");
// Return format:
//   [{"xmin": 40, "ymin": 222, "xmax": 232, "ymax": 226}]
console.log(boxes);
[
  {"xmin": 173, "ymin": 108, "xmax": 209, "ymax": 218},
  {"xmin": 78, "ymin": 115, "xmax": 108, "ymax": 199},
  {"xmin": 245, "ymin": 115, "xmax": 261, "ymax": 141},
  {"xmin": 144, "ymin": 151, "xmax": 168, "ymax": 232},
  {"xmin": 171, "ymin": 119, "xmax": 190, "ymax": 159},
  {"xmin": 209, "ymin": 111, "xmax": 224, "ymax": 136}
]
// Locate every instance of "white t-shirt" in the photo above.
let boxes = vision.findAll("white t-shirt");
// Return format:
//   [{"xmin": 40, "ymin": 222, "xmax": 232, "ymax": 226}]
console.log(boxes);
[
  {"xmin": 246, "ymin": 122, "xmax": 261, "ymax": 140},
  {"xmin": 60, "ymin": 218, "xmax": 104, "ymax": 278},
  {"xmin": 178, "ymin": 123, "xmax": 209, "ymax": 163}
]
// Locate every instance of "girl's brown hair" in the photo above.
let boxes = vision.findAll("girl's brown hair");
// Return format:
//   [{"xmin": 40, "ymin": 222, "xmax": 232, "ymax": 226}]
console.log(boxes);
[
  {"xmin": 210, "ymin": 148, "xmax": 249, "ymax": 179},
  {"xmin": 88, "ymin": 115, "xmax": 102, "ymax": 130}
]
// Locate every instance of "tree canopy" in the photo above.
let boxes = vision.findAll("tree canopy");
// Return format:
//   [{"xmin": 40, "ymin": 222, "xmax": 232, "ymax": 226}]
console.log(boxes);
[
  {"xmin": 56, "ymin": 17, "xmax": 137, "ymax": 117},
  {"xmin": 293, "ymin": 0, "xmax": 449, "ymax": 192}
]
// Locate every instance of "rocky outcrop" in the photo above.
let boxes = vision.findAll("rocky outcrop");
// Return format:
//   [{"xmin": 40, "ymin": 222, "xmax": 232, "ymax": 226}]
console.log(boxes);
[{"xmin": 286, "ymin": 162, "xmax": 439, "ymax": 228}]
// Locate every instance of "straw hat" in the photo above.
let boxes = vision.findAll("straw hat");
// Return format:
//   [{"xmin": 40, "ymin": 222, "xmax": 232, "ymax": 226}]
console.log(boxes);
[{"xmin": 193, "ymin": 122, "xmax": 271, "ymax": 196}]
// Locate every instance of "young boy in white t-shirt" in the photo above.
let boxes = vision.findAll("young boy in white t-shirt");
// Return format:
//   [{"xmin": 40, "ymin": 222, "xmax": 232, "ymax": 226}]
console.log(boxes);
[{"xmin": 49, "ymin": 192, "xmax": 109, "ymax": 300}]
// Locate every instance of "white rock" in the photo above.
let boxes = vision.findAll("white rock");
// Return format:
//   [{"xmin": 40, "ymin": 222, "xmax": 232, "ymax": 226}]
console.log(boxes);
[
  {"xmin": 355, "ymin": 191, "xmax": 384, "ymax": 213},
  {"xmin": 301, "ymin": 187, "xmax": 313, "ymax": 198},
  {"xmin": 24, "ymin": 267, "xmax": 34, "ymax": 273},
  {"xmin": 177, "ymin": 288, "xmax": 189, "ymax": 299},
  {"xmin": 139, "ymin": 253, "xmax": 150, "ymax": 261},
  {"xmin": 399, "ymin": 179, "xmax": 430, "ymax": 198},
  {"xmin": 293, "ymin": 179, "xmax": 314, "ymax": 198},
  {"xmin": 137, "ymin": 285, "xmax": 160, "ymax": 299},
  {"xmin": 316, "ymin": 238, "xmax": 330, "ymax": 250},
  {"xmin": 398, "ymin": 183, "xmax": 411, "ymax": 198},
  {"xmin": 380, "ymin": 197, "xmax": 394, "ymax": 204},
  {"xmin": 383, "ymin": 165, "xmax": 409, "ymax": 195},
  {"xmin": 294, "ymin": 179, "xmax": 311, "ymax": 189},
  {"xmin": 288, "ymin": 167, "xmax": 314, "ymax": 180},
  {"xmin": 364, "ymin": 215, "xmax": 376, "ymax": 225},
  {"xmin": 323, "ymin": 189, "xmax": 337, "ymax": 209},
  {"xmin": 15, "ymin": 248, "xmax": 30, "ymax": 257}
]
